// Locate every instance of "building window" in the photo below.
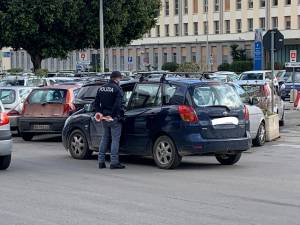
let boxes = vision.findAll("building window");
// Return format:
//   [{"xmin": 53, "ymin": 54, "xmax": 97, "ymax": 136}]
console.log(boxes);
[
  {"xmin": 174, "ymin": 24, "xmax": 179, "ymax": 36},
  {"xmin": 153, "ymin": 49, "xmax": 158, "ymax": 69},
  {"xmin": 174, "ymin": 0, "xmax": 179, "ymax": 15},
  {"xmin": 248, "ymin": 18, "xmax": 253, "ymax": 31},
  {"xmin": 163, "ymin": 48, "xmax": 168, "ymax": 64},
  {"xmin": 225, "ymin": 20, "xmax": 230, "ymax": 34},
  {"xmin": 214, "ymin": 0, "xmax": 220, "ymax": 11},
  {"xmin": 193, "ymin": 22, "xmax": 198, "ymax": 35},
  {"xmin": 181, "ymin": 47, "xmax": 187, "ymax": 63},
  {"xmin": 224, "ymin": 0, "xmax": 230, "ymax": 11},
  {"xmin": 193, "ymin": 0, "xmax": 198, "ymax": 13},
  {"xmin": 285, "ymin": 0, "xmax": 291, "ymax": 5},
  {"xmin": 156, "ymin": 25, "xmax": 160, "ymax": 37},
  {"xmin": 214, "ymin": 21, "xmax": 220, "ymax": 34},
  {"xmin": 248, "ymin": 0, "xmax": 253, "ymax": 8},
  {"xmin": 298, "ymin": 15, "xmax": 300, "ymax": 29},
  {"xmin": 184, "ymin": 0, "xmax": 188, "ymax": 14},
  {"xmin": 165, "ymin": 0, "xmax": 170, "ymax": 16},
  {"xmin": 204, "ymin": 21, "xmax": 208, "ymax": 34},
  {"xmin": 272, "ymin": 17, "xmax": 278, "ymax": 29},
  {"xmin": 184, "ymin": 23, "xmax": 188, "ymax": 36},
  {"xmin": 120, "ymin": 49, "xmax": 125, "ymax": 71},
  {"xmin": 191, "ymin": 47, "xmax": 197, "ymax": 63},
  {"xmin": 203, "ymin": 0, "xmax": 208, "ymax": 12},
  {"xmin": 236, "ymin": 19, "xmax": 242, "ymax": 33},
  {"xmin": 236, "ymin": 0, "xmax": 242, "ymax": 10},
  {"xmin": 272, "ymin": 0, "xmax": 278, "ymax": 6},
  {"xmin": 260, "ymin": 17, "xmax": 266, "ymax": 30},
  {"xmin": 172, "ymin": 47, "xmax": 177, "ymax": 63},
  {"xmin": 285, "ymin": 16, "xmax": 291, "ymax": 30},
  {"xmin": 165, "ymin": 24, "xmax": 170, "ymax": 36},
  {"xmin": 260, "ymin": 0, "xmax": 265, "ymax": 7}
]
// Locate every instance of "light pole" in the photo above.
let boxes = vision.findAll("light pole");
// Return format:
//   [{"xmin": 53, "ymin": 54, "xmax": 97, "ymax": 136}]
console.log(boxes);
[
  {"xmin": 99, "ymin": 0, "xmax": 105, "ymax": 73},
  {"xmin": 205, "ymin": 6, "xmax": 209, "ymax": 72}
]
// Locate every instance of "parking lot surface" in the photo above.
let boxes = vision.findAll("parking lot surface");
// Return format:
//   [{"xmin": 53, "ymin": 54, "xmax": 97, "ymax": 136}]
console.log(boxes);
[{"xmin": 0, "ymin": 110, "xmax": 300, "ymax": 225}]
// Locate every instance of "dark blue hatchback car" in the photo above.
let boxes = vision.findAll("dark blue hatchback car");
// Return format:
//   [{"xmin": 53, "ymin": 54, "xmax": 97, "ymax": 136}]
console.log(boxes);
[{"xmin": 62, "ymin": 78, "xmax": 251, "ymax": 169}]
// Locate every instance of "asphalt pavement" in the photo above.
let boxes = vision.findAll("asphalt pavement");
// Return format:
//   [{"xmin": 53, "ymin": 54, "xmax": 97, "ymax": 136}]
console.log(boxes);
[{"xmin": 0, "ymin": 109, "xmax": 300, "ymax": 225}]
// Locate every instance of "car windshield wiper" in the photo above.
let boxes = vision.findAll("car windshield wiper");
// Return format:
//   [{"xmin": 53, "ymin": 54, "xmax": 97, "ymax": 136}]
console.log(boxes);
[{"xmin": 206, "ymin": 105, "xmax": 231, "ymax": 111}]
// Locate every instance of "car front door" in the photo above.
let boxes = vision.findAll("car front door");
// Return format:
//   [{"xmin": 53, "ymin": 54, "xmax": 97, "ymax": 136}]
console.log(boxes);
[{"xmin": 122, "ymin": 83, "xmax": 162, "ymax": 155}]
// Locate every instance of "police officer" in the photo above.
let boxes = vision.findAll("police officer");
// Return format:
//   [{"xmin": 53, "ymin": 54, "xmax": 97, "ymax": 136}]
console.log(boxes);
[{"xmin": 94, "ymin": 71, "xmax": 125, "ymax": 169}]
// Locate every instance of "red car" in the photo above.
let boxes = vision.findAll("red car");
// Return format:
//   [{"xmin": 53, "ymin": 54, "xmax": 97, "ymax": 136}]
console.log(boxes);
[{"xmin": 19, "ymin": 85, "xmax": 80, "ymax": 141}]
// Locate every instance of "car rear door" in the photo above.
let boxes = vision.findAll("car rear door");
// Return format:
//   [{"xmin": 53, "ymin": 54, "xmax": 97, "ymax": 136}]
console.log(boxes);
[
  {"xmin": 191, "ymin": 84, "xmax": 247, "ymax": 140},
  {"xmin": 122, "ymin": 83, "xmax": 162, "ymax": 154}
]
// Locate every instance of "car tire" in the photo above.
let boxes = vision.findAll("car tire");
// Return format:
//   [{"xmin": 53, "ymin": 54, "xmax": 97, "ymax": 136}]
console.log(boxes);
[
  {"xmin": 0, "ymin": 155, "xmax": 11, "ymax": 170},
  {"xmin": 153, "ymin": 135, "xmax": 182, "ymax": 169},
  {"xmin": 215, "ymin": 152, "xmax": 242, "ymax": 165},
  {"xmin": 21, "ymin": 133, "xmax": 34, "ymax": 141},
  {"xmin": 68, "ymin": 129, "xmax": 92, "ymax": 160},
  {"xmin": 253, "ymin": 122, "xmax": 266, "ymax": 147}
]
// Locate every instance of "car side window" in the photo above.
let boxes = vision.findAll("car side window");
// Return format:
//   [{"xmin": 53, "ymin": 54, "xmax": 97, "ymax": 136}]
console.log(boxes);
[
  {"xmin": 129, "ymin": 84, "xmax": 161, "ymax": 109},
  {"xmin": 233, "ymin": 84, "xmax": 250, "ymax": 104},
  {"xmin": 266, "ymin": 72, "xmax": 272, "ymax": 80},
  {"xmin": 163, "ymin": 84, "xmax": 185, "ymax": 105}
]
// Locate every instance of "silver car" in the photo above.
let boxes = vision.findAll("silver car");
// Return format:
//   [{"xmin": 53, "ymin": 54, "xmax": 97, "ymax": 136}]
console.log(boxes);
[
  {"xmin": 230, "ymin": 83, "xmax": 266, "ymax": 146},
  {"xmin": 0, "ymin": 100, "xmax": 12, "ymax": 170},
  {"xmin": 0, "ymin": 87, "xmax": 32, "ymax": 131}
]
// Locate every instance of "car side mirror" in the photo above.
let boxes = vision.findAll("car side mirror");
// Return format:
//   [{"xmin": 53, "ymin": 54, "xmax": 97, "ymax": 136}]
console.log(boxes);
[
  {"xmin": 84, "ymin": 103, "xmax": 94, "ymax": 112},
  {"xmin": 250, "ymin": 97, "xmax": 259, "ymax": 105}
]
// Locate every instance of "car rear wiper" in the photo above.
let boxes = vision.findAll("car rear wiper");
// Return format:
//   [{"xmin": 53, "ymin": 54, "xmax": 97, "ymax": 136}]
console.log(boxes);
[{"xmin": 206, "ymin": 105, "xmax": 231, "ymax": 111}]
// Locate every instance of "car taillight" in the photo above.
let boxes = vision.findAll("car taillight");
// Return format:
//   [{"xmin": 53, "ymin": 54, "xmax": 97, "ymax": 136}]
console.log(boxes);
[
  {"xmin": 21, "ymin": 103, "xmax": 27, "ymax": 115},
  {"xmin": 178, "ymin": 105, "xmax": 198, "ymax": 123},
  {"xmin": 64, "ymin": 103, "xmax": 76, "ymax": 114},
  {"xmin": 243, "ymin": 106, "xmax": 250, "ymax": 121},
  {"xmin": 0, "ymin": 112, "xmax": 10, "ymax": 126},
  {"xmin": 7, "ymin": 110, "xmax": 20, "ymax": 116}
]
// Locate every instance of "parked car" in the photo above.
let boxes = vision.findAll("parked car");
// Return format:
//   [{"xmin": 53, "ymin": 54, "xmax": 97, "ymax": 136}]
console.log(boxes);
[
  {"xmin": 229, "ymin": 83, "xmax": 266, "ymax": 146},
  {"xmin": 237, "ymin": 80, "xmax": 285, "ymax": 126},
  {"xmin": 74, "ymin": 80, "xmax": 137, "ymax": 111},
  {"xmin": 280, "ymin": 72, "xmax": 300, "ymax": 100},
  {"xmin": 0, "ymin": 87, "xmax": 32, "ymax": 132},
  {"xmin": 63, "ymin": 79, "xmax": 251, "ymax": 169},
  {"xmin": 0, "ymin": 100, "xmax": 12, "ymax": 170},
  {"xmin": 240, "ymin": 70, "xmax": 279, "ymax": 86},
  {"xmin": 276, "ymin": 70, "xmax": 291, "ymax": 87},
  {"xmin": 210, "ymin": 72, "xmax": 239, "ymax": 83},
  {"xmin": 18, "ymin": 85, "xmax": 80, "ymax": 141},
  {"xmin": 0, "ymin": 76, "xmax": 47, "ymax": 87}
]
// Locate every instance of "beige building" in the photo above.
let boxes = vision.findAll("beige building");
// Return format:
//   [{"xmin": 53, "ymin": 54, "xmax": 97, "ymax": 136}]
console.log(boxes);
[{"xmin": 11, "ymin": 0, "xmax": 300, "ymax": 72}]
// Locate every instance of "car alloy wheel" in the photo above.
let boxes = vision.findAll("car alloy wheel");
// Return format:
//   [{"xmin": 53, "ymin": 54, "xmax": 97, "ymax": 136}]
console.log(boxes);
[
  {"xmin": 153, "ymin": 136, "xmax": 182, "ymax": 169},
  {"xmin": 253, "ymin": 123, "xmax": 266, "ymax": 147},
  {"xmin": 68, "ymin": 129, "xmax": 92, "ymax": 160}
]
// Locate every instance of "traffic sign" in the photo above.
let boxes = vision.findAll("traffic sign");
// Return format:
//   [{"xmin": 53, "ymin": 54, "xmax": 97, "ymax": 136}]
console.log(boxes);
[
  {"xmin": 290, "ymin": 50, "xmax": 297, "ymax": 63},
  {"xmin": 254, "ymin": 29, "xmax": 263, "ymax": 70},
  {"xmin": 79, "ymin": 52, "xmax": 88, "ymax": 61},
  {"xmin": 263, "ymin": 29, "xmax": 284, "ymax": 51},
  {"xmin": 285, "ymin": 62, "xmax": 300, "ymax": 68}
]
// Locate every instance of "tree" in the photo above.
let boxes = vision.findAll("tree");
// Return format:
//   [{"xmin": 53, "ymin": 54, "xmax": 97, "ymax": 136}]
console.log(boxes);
[
  {"xmin": 176, "ymin": 63, "xmax": 200, "ymax": 73},
  {"xmin": 162, "ymin": 62, "xmax": 178, "ymax": 72},
  {"xmin": 0, "ymin": 0, "xmax": 160, "ymax": 71}
]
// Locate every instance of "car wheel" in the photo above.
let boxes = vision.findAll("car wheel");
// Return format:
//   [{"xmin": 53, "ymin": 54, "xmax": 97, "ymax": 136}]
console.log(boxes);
[
  {"xmin": 215, "ymin": 152, "xmax": 242, "ymax": 165},
  {"xmin": 21, "ymin": 133, "xmax": 34, "ymax": 141},
  {"xmin": 68, "ymin": 129, "xmax": 92, "ymax": 160},
  {"xmin": 253, "ymin": 122, "xmax": 266, "ymax": 147},
  {"xmin": 0, "ymin": 155, "xmax": 11, "ymax": 170},
  {"xmin": 153, "ymin": 135, "xmax": 182, "ymax": 169}
]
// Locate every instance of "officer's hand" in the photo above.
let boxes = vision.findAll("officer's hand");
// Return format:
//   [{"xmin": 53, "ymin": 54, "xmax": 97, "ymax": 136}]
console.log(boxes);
[{"xmin": 94, "ymin": 113, "xmax": 103, "ymax": 122}]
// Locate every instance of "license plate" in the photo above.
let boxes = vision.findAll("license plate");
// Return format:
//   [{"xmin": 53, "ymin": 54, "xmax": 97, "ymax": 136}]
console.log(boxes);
[{"xmin": 32, "ymin": 124, "xmax": 50, "ymax": 130}]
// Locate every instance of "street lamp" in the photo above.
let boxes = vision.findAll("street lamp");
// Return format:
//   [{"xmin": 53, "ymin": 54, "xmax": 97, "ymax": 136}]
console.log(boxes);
[
  {"xmin": 205, "ymin": 6, "xmax": 209, "ymax": 72},
  {"xmin": 99, "ymin": 0, "xmax": 105, "ymax": 73}
]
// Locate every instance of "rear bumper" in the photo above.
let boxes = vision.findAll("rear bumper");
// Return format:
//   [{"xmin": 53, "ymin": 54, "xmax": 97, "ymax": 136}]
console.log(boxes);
[
  {"xmin": 8, "ymin": 116, "xmax": 20, "ymax": 129},
  {"xmin": 175, "ymin": 131, "xmax": 252, "ymax": 156},
  {"xmin": 19, "ymin": 117, "xmax": 67, "ymax": 134},
  {"xmin": 0, "ymin": 139, "xmax": 12, "ymax": 156}
]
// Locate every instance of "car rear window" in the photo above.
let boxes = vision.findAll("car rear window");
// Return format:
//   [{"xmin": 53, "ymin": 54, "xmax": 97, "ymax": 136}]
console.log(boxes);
[
  {"xmin": 240, "ymin": 85, "xmax": 264, "ymax": 97},
  {"xmin": 26, "ymin": 79, "xmax": 45, "ymax": 87},
  {"xmin": 28, "ymin": 89, "xmax": 67, "ymax": 104},
  {"xmin": 286, "ymin": 73, "xmax": 300, "ymax": 83},
  {"xmin": 240, "ymin": 73, "xmax": 263, "ymax": 80},
  {"xmin": 0, "ymin": 89, "xmax": 16, "ymax": 104},
  {"xmin": 192, "ymin": 84, "xmax": 243, "ymax": 109},
  {"xmin": 0, "ymin": 79, "xmax": 25, "ymax": 86},
  {"xmin": 77, "ymin": 85, "xmax": 102, "ymax": 100}
]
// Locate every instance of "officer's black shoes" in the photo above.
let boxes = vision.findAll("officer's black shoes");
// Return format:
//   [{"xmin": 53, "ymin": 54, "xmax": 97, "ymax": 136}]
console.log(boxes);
[
  {"xmin": 110, "ymin": 163, "xmax": 126, "ymax": 169},
  {"xmin": 98, "ymin": 162, "xmax": 106, "ymax": 169}
]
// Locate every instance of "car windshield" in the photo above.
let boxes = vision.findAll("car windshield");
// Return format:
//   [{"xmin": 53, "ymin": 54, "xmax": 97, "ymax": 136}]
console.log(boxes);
[
  {"xmin": 286, "ymin": 73, "xmax": 300, "ymax": 83},
  {"xmin": 0, "ymin": 89, "xmax": 16, "ymax": 104},
  {"xmin": 240, "ymin": 85, "xmax": 264, "ymax": 97},
  {"xmin": 28, "ymin": 89, "xmax": 67, "ymax": 104},
  {"xmin": 0, "ymin": 79, "xmax": 25, "ymax": 86},
  {"xmin": 26, "ymin": 79, "xmax": 45, "ymax": 87},
  {"xmin": 240, "ymin": 73, "xmax": 263, "ymax": 80},
  {"xmin": 192, "ymin": 84, "xmax": 243, "ymax": 109}
]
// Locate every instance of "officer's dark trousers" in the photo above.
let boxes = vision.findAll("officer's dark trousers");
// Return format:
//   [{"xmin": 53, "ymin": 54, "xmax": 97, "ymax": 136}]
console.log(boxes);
[{"xmin": 98, "ymin": 120, "xmax": 122, "ymax": 165}]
